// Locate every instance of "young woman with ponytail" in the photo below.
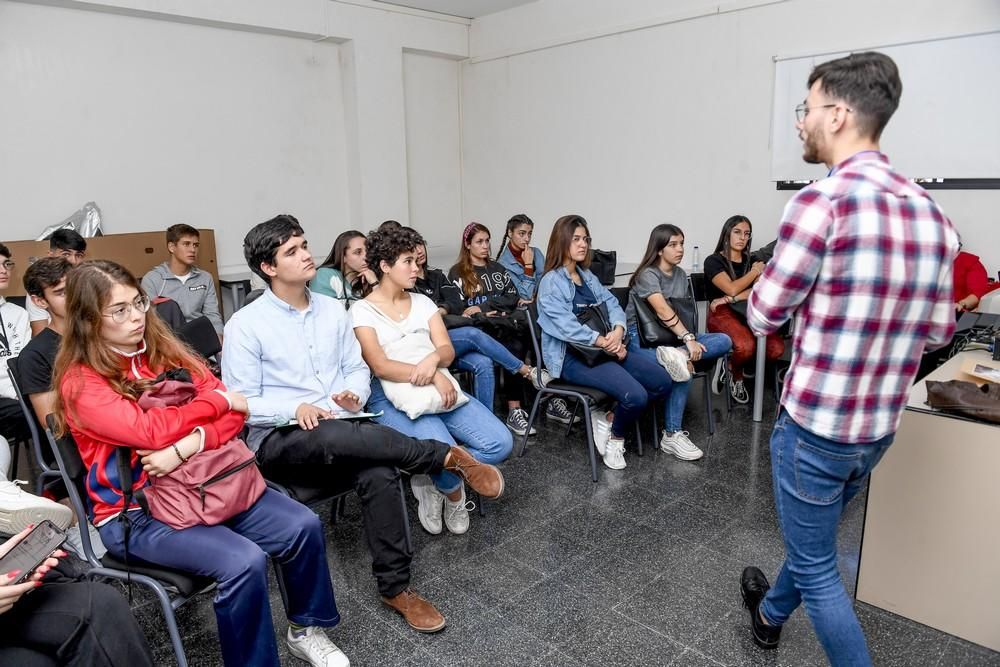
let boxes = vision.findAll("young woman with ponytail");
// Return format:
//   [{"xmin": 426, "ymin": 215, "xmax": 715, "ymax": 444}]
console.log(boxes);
[{"xmin": 495, "ymin": 214, "xmax": 545, "ymax": 302}]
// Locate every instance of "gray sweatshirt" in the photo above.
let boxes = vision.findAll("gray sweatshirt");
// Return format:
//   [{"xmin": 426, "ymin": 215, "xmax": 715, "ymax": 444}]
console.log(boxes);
[{"xmin": 140, "ymin": 262, "xmax": 223, "ymax": 333}]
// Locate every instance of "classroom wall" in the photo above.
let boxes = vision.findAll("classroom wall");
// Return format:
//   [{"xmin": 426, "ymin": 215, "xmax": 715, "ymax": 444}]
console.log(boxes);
[
  {"xmin": 0, "ymin": 0, "xmax": 467, "ymax": 274},
  {"xmin": 462, "ymin": 0, "xmax": 1000, "ymax": 273}
]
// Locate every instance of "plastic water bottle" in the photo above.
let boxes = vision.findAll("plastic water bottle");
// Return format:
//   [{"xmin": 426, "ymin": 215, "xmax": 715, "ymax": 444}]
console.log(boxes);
[{"xmin": 691, "ymin": 246, "xmax": 701, "ymax": 272}]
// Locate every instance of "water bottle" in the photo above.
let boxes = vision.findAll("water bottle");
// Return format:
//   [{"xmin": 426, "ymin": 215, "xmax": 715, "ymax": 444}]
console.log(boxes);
[{"xmin": 691, "ymin": 246, "xmax": 701, "ymax": 272}]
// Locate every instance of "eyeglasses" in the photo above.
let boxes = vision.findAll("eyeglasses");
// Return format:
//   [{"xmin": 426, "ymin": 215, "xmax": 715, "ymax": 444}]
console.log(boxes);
[
  {"xmin": 103, "ymin": 295, "xmax": 151, "ymax": 324},
  {"xmin": 0, "ymin": 260, "xmax": 14, "ymax": 271},
  {"xmin": 795, "ymin": 103, "xmax": 852, "ymax": 123},
  {"xmin": 732, "ymin": 231, "xmax": 752, "ymax": 239},
  {"xmin": 572, "ymin": 235, "xmax": 592, "ymax": 245}
]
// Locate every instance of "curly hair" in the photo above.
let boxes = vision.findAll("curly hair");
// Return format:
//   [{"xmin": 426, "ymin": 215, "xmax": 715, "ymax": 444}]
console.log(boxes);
[{"xmin": 364, "ymin": 227, "xmax": 425, "ymax": 280}]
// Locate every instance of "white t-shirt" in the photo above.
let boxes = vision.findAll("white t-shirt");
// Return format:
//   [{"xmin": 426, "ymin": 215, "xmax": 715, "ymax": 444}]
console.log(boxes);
[
  {"xmin": 26, "ymin": 297, "xmax": 51, "ymax": 324},
  {"xmin": 350, "ymin": 293, "xmax": 439, "ymax": 347},
  {"xmin": 173, "ymin": 272, "xmax": 193, "ymax": 285}
]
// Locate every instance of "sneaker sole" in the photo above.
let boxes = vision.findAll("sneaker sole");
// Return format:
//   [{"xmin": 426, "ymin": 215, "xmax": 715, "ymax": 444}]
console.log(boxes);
[
  {"xmin": 659, "ymin": 440, "xmax": 704, "ymax": 461},
  {"xmin": 409, "ymin": 479, "xmax": 443, "ymax": 535},
  {"xmin": 506, "ymin": 424, "xmax": 537, "ymax": 436},
  {"xmin": 0, "ymin": 504, "xmax": 74, "ymax": 534},
  {"xmin": 602, "ymin": 457, "xmax": 626, "ymax": 470},
  {"xmin": 444, "ymin": 514, "xmax": 470, "ymax": 535},
  {"xmin": 381, "ymin": 601, "xmax": 447, "ymax": 633}
]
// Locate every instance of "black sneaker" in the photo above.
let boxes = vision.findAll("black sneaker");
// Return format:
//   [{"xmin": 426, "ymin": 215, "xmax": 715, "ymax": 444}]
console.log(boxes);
[
  {"xmin": 711, "ymin": 358, "xmax": 728, "ymax": 395},
  {"xmin": 741, "ymin": 566, "xmax": 781, "ymax": 650}
]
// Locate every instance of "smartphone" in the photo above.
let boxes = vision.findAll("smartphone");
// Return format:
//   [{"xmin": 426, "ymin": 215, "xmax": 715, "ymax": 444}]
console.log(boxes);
[{"xmin": 0, "ymin": 520, "xmax": 66, "ymax": 584}]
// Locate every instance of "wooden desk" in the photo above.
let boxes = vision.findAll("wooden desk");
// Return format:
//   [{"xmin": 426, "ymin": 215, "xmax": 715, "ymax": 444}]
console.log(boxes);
[{"xmin": 856, "ymin": 350, "xmax": 1000, "ymax": 651}]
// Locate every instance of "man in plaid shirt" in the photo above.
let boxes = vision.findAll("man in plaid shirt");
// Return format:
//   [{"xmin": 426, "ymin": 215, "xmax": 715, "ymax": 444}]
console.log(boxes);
[{"xmin": 739, "ymin": 52, "xmax": 959, "ymax": 665}]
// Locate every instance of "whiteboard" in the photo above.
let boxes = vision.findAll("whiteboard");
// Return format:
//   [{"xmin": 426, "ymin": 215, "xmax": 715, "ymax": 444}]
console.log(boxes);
[{"xmin": 770, "ymin": 31, "xmax": 1000, "ymax": 182}]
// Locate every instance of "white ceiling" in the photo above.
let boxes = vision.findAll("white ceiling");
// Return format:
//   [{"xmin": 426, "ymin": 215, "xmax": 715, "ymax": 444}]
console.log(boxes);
[{"xmin": 376, "ymin": 0, "xmax": 537, "ymax": 19}]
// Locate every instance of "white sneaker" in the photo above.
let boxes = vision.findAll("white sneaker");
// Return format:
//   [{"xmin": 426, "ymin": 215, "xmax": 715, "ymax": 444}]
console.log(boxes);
[
  {"xmin": 659, "ymin": 430, "xmax": 704, "ymax": 461},
  {"xmin": 409, "ymin": 475, "xmax": 444, "ymax": 535},
  {"xmin": 590, "ymin": 408, "xmax": 612, "ymax": 456},
  {"xmin": 443, "ymin": 486, "xmax": 475, "ymax": 535},
  {"xmin": 0, "ymin": 480, "xmax": 73, "ymax": 534},
  {"xmin": 731, "ymin": 379, "xmax": 750, "ymax": 404},
  {"xmin": 527, "ymin": 366, "xmax": 553, "ymax": 390},
  {"xmin": 286, "ymin": 626, "xmax": 350, "ymax": 667},
  {"xmin": 655, "ymin": 346, "xmax": 692, "ymax": 382},
  {"xmin": 603, "ymin": 436, "xmax": 627, "ymax": 470}
]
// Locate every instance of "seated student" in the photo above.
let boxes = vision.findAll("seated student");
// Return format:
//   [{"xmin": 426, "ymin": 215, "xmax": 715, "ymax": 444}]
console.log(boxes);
[
  {"xmin": 222, "ymin": 215, "xmax": 503, "ymax": 634},
  {"xmin": 954, "ymin": 237, "xmax": 989, "ymax": 312},
  {"xmin": 140, "ymin": 224, "xmax": 224, "ymax": 338},
  {"xmin": 537, "ymin": 214, "xmax": 671, "ymax": 470},
  {"xmin": 0, "ymin": 244, "xmax": 32, "ymax": 448},
  {"xmin": 311, "ymin": 230, "xmax": 377, "ymax": 308},
  {"xmin": 496, "ymin": 214, "xmax": 545, "ymax": 303},
  {"xmin": 0, "ymin": 526, "xmax": 154, "ymax": 666},
  {"xmin": 353, "ymin": 227, "xmax": 513, "ymax": 537},
  {"xmin": 55, "ymin": 260, "xmax": 348, "ymax": 667},
  {"xmin": 27, "ymin": 230, "xmax": 88, "ymax": 336},
  {"xmin": 447, "ymin": 223, "xmax": 539, "ymax": 436},
  {"xmin": 704, "ymin": 215, "xmax": 784, "ymax": 404},
  {"xmin": 411, "ymin": 238, "xmax": 573, "ymax": 422},
  {"xmin": 625, "ymin": 224, "xmax": 733, "ymax": 460}
]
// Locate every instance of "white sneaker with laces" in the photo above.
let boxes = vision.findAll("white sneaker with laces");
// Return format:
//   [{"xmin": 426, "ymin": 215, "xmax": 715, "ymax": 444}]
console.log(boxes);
[
  {"xmin": 409, "ymin": 475, "xmax": 444, "ymax": 535},
  {"xmin": 655, "ymin": 346, "xmax": 692, "ymax": 382},
  {"xmin": 731, "ymin": 379, "xmax": 750, "ymax": 404},
  {"xmin": 443, "ymin": 486, "xmax": 475, "ymax": 535},
  {"xmin": 0, "ymin": 480, "xmax": 73, "ymax": 534},
  {"xmin": 506, "ymin": 408, "xmax": 537, "ymax": 436},
  {"xmin": 527, "ymin": 366, "xmax": 553, "ymax": 390},
  {"xmin": 589, "ymin": 408, "xmax": 612, "ymax": 456},
  {"xmin": 603, "ymin": 436, "xmax": 627, "ymax": 470},
  {"xmin": 659, "ymin": 430, "xmax": 704, "ymax": 461},
  {"xmin": 545, "ymin": 398, "xmax": 582, "ymax": 425},
  {"xmin": 286, "ymin": 626, "xmax": 350, "ymax": 667}
]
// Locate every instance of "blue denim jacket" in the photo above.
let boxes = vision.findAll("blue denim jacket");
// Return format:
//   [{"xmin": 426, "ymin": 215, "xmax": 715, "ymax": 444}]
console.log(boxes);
[
  {"xmin": 497, "ymin": 245, "xmax": 546, "ymax": 301},
  {"xmin": 536, "ymin": 266, "xmax": 626, "ymax": 378}
]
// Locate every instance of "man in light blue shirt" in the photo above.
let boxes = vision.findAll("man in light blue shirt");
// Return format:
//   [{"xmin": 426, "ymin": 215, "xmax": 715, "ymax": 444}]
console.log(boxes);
[{"xmin": 222, "ymin": 215, "xmax": 504, "ymax": 635}]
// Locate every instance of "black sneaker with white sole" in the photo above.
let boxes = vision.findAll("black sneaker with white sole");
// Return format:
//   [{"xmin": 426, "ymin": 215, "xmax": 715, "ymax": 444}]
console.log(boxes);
[
  {"xmin": 711, "ymin": 358, "xmax": 729, "ymax": 395},
  {"xmin": 505, "ymin": 408, "xmax": 537, "ymax": 436},
  {"xmin": 545, "ymin": 398, "xmax": 581, "ymax": 424}
]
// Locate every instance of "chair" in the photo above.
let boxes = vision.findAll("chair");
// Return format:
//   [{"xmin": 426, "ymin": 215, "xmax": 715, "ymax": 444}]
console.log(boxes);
[
  {"xmin": 43, "ymin": 416, "xmax": 215, "ymax": 667},
  {"xmin": 5, "ymin": 358, "xmax": 61, "ymax": 495},
  {"xmin": 518, "ymin": 302, "xmax": 643, "ymax": 482},
  {"xmin": 175, "ymin": 316, "xmax": 222, "ymax": 360}
]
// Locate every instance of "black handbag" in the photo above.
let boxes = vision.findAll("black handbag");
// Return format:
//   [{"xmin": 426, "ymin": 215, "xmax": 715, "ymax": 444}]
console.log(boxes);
[
  {"xmin": 568, "ymin": 302, "xmax": 616, "ymax": 366},
  {"xmin": 589, "ymin": 250, "xmax": 617, "ymax": 286},
  {"xmin": 631, "ymin": 293, "xmax": 697, "ymax": 348}
]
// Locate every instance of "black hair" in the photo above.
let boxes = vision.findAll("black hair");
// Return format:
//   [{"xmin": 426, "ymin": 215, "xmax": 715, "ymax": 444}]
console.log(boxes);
[
  {"xmin": 808, "ymin": 51, "xmax": 902, "ymax": 140},
  {"xmin": 629, "ymin": 224, "xmax": 685, "ymax": 288},
  {"xmin": 0, "ymin": 242, "xmax": 9, "ymax": 260},
  {"xmin": 50, "ymin": 229, "xmax": 87, "ymax": 253},
  {"xmin": 365, "ymin": 227, "xmax": 425, "ymax": 280},
  {"xmin": 712, "ymin": 215, "xmax": 752, "ymax": 280},
  {"xmin": 166, "ymin": 223, "xmax": 200, "ymax": 245},
  {"xmin": 377, "ymin": 220, "xmax": 402, "ymax": 233},
  {"xmin": 24, "ymin": 257, "xmax": 72, "ymax": 297},
  {"xmin": 243, "ymin": 214, "xmax": 304, "ymax": 284},
  {"xmin": 496, "ymin": 213, "xmax": 534, "ymax": 260}
]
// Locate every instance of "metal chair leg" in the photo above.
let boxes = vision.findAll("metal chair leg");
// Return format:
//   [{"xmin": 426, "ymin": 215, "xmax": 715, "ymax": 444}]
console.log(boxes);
[
  {"xmin": 518, "ymin": 393, "xmax": 543, "ymax": 458},
  {"xmin": 583, "ymin": 398, "xmax": 599, "ymax": 482}
]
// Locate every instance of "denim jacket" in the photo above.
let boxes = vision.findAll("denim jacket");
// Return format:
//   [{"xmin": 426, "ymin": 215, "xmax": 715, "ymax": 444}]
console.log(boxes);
[
  {"xmin": 497, "ymin": 245, "xmax": 546, "ymax": 301},
  {"xmin": 536, "ymin": 266, "xmax": 626, "ymax": 378}
]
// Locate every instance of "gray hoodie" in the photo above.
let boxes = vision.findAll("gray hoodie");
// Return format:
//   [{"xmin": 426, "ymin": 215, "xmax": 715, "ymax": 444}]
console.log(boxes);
[{"xmin": 140, "ymin": 262, "xmax": 223, "ymax": 333}]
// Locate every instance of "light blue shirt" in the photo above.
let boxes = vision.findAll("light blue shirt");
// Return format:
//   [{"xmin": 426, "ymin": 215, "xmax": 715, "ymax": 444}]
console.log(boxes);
[
  {"xmin": 497, "ymin": 245, "xmax": 545, "ymax": 300},
  {"xmin": 536, "ymin": 266, "xmax": 626, "ymax": 378},
  {"xmin": 222, "ymin": 288, "xmax": 372, "ymax": 449}
]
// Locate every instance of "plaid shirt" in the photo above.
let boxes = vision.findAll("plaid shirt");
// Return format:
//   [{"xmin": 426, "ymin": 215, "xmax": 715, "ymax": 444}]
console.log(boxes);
[{"xmin": 747, "ymin": 152, "xmax": 958, "ymax": 443}]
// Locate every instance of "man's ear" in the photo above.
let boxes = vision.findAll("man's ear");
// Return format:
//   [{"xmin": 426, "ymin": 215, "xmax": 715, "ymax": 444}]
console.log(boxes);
[
  {"xmin": 828, "ymin": 103, "xmax": 850, "ymax": 135},
  {"xmin": 260, "ymin": 261, "xmax": 278, "ymax": 279},
  {"xmin": 167, "ymin": 241, "xmax": 177, "ymax": 255},
  {"xmin": 29, "ymin": 294, "xmax": 49, "ymax": 311}
]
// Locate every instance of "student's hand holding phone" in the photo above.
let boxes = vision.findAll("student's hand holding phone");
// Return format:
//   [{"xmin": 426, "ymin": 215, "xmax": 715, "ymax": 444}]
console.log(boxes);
[
  {"xmin": 0, "ymin": 528, "xmax": 64, "ymax": 615},
  {"xmin": 295, "ymin": 403, "xmax": 333, "ymax": 430},
  {"xmin": 433, "ymin": 372, "xmax": 457, "ymax": 409},
  {"xmin": 331, "ymin": 391, "xmax": 362, "ymax": 413}
]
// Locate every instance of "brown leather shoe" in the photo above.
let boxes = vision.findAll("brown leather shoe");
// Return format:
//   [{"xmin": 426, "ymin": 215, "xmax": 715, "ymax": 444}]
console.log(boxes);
[
  {"xmin": 381, "ymin": 588, "xmax": 446, "ymax": 633},
  {"xmin": 445, "ymin": 446, "xmax": 505, "ymax": 499}
]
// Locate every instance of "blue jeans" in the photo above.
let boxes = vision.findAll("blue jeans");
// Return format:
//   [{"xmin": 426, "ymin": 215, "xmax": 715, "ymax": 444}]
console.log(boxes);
[
  {"xmin": 449, "ymin": 326, "xmax": 524, "ymax": 410},
  {"xmin": 367, "ymin": 378, "xmax": 513, "ymax": 494},
  {"xmin": 760, "ymin": 410, "xmax": 893, "ymax": 667},
  {"xmin": 98, "ymin": 489, "xmax": 338, "ymax": 667},
  {"xmin": 626, "ymin": 327, "xmax": 732, "ymax": 432}
]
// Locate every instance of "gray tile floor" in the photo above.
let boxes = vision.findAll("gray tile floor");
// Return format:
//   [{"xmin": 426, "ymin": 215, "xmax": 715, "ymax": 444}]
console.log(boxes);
[{"xmin": 132, "ymin": 392, "xmax": 1000, "ymax": 666}]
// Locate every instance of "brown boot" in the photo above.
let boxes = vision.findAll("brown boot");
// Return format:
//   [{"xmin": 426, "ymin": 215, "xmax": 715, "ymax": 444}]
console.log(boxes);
[
  {"xmin": 381, "ymin": 588, "xmax": 446, "ymax": 633},
  {"xmin": 444, "ymin": 446, "xmax": 505, "ymax": 499}
]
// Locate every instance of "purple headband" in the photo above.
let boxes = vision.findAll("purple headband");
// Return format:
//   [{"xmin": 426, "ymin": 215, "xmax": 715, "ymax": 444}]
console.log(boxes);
[{"xmin": 463, "ymin": 223, "xmax": 480, "ymax": 244}]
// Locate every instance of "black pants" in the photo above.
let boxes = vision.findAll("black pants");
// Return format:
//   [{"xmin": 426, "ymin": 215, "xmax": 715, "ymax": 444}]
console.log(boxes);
[
  {"xmin": 0, "ymin": 581, "xmax": 153, "ymax": 666},
  {"xmin": 258, "ymin": 419, "xmax": 451, "ymax": 597},
  {"xmin": 491, "ymin": 327, "xmax": 532, "ymax": 404},
  {"xmin": 0, "ymin": 397, "xmax": 30, "ymax": 444}
]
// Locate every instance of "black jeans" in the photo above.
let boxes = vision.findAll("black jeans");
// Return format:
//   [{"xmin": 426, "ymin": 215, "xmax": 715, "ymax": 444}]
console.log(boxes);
[
  {"xmin": 258, "ymin": 419, "xmax": 451, "ymax": 597},
  {"xmin": 0, "ymin": 397, "xmax": 30, "ymax": 444},
  {"xmin": 0, "ymin": 581, "xmax": 153, "ymax": 666}
]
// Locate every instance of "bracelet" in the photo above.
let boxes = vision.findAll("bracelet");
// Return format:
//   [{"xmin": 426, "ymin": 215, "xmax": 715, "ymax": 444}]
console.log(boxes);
[
  {"xmin": 172, "ymin": 443, "xmax": 189, "ymax": 464},
  {"xmin": 727, "ymin": 295, "xmax": 736, "ymax": 304},
  {"xmin": 524, "ymin": 264, "xmax": 534, "ymax": 269}
]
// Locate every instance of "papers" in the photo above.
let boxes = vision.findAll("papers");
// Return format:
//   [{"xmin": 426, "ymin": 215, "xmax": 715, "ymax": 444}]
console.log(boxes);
[{"xmin": 276, "ymin": 410, "xmax": 383, "ymax": 429}]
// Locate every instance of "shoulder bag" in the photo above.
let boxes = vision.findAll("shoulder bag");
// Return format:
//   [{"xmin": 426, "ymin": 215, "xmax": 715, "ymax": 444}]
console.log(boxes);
[{"xmin": 568, "ymin": 302, "xmax": 619, "ymax": 366}]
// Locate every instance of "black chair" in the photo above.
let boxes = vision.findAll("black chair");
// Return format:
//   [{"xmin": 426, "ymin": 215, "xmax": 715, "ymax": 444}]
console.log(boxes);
[
  {"xmin": 175, "ymin": 316, "xmax": 222, "ymax": 359},
  {"xmin": 5, "ymin": 358, "xmax": 61, "ymax": 495},
  {"xmin": 518, "ymin": 302, "xmax": 642, "ymax": 482},
  {"xmin": 43, "ymin": 416, "xmax": 215, "ymax": 667}
]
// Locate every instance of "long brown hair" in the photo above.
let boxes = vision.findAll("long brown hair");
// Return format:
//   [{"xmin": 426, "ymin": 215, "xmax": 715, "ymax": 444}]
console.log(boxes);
[
  {"xmin": 52, "ymin": 260, "xmax": 205, "ymax": 436},
  {"xmin": 628, "ymin": 224, "xmax": 685, "ymax": 288},
  {"xmin": 543, "ymin": 214, "xmax": 592, "ymax": 274},
  {"xmin": 712, "ymin": 215, "xmax": 752, "ymax": 280},
  {"xmin": 453, "ymin": 222, "xmax": 490, "ymax": 299}
]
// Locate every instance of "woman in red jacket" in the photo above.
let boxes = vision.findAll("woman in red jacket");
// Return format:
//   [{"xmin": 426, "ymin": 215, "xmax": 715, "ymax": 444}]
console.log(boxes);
[{"xmin": 52, "ymin": 260, "xmax": 347, "ymax": 667}]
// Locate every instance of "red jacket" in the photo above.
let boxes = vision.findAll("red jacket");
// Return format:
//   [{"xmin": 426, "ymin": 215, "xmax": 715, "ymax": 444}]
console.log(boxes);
[
  {"xmin": 60, "ymin": 352, "xmax": 245, "ymax": 525},
  {"xmin": 954, "ymin": 251, "xmax": 989, "ymax": 302}
]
